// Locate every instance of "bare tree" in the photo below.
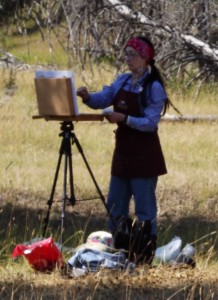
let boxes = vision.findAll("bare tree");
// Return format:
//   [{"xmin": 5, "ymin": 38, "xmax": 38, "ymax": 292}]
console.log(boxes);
[
  {"xmin": 50, "ymin": 1, "xmax": 218, "ymax": 83},
  {"xmin": 2, "ymin": 0, "xmax": 218, "ymax": 87}
]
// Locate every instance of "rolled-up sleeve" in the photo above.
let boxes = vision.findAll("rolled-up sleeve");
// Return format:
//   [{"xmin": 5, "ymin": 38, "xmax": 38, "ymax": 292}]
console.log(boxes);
[
  {"xmin": 84, "ymin": 74, "xmax": 128, "ymax": 109},
  {"xmin": 86, "ymin": 86, "xmax": 115, "ymax": 109}
]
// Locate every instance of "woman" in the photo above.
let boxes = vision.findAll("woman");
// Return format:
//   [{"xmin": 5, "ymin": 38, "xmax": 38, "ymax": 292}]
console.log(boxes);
[{"xmin": 77, "ymin": 36, "xmax": 169, "ymax": 264}]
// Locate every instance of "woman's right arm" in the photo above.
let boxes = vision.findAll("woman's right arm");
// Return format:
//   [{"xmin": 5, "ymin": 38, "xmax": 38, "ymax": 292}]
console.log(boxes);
[
  {"xmin": 76, "ymin": 74, "xmax": 128, "ymax": 110},
  {"xmin": 77, "ymin": 86, "xmax": 90, "ymax": 102}
]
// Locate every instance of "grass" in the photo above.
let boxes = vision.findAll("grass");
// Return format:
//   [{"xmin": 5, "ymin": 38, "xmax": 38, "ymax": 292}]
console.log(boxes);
[
  {"xmin": 0, "ymin": 67, "xmax": 217, "ymax": 299},
  {"xmin": 0, "ymin": 30, "xmax": 218, "ymax": 298}
]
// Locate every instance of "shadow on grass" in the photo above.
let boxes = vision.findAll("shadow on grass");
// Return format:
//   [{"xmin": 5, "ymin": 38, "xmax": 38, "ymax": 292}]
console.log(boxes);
[
  {"xmin": 0, "ymin": 200, "xmax": 217, "ymax": 258},
  {"xmin": 0, "ymin": 200, "xmax": 108, "ymax": 255},
  {"xmin": 0, "ymin": 200, "xmax": 217, "ymax": 300}
]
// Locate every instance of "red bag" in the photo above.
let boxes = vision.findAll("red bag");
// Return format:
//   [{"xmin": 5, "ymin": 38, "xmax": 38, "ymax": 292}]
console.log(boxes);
[{"xmin": 12, "ymin": 237, "xmax": 62, "ymax": 271}]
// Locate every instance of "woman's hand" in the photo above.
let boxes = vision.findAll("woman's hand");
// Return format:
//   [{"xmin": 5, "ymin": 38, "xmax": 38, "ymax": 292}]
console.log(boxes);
[
  {"xmin": 105, "ymin": 112, "xmax": 127, "ymax": 124},
  {"xmin": 76, "ymin": 86, "xmax": 90, "ymax": 101}
]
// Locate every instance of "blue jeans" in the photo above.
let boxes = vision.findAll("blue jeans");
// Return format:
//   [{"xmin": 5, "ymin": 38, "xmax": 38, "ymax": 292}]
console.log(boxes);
[{"xmin": 107, "ymin": 176, "xmax": 158, "ymax": 235}]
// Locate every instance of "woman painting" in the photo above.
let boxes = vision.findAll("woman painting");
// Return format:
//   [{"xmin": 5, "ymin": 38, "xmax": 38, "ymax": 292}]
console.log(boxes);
[{"xmin": 77, "ymin": 36, "xmax": 169, "ymax": 264}]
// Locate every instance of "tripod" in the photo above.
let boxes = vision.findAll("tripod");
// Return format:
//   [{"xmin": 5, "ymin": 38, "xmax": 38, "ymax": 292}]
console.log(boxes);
[{"xmin": 42, "ymin": 121, "xmax": 109, "ymax": 245}]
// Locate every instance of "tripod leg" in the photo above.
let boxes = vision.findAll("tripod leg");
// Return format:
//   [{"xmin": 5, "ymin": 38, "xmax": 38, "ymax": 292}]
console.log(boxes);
[
  {"xmin": 60, "ymin": 126, "xmax": 76, "ymax": 247},
  {"xmin": 42, "ymin": 148, "xmax": 63, "ymax": 238},
  {"xmin": 72, "ymin": 132, "xmax": 110, "ymax": 216},
  {"xmin": 60, "ymin": 153, "xmax": 68, "ymax": 247},
  {"xmin": 64, "ymin": 128, "xmax": 76, "ymax": 206},
  {"xmin": 68, "ymin": 148, "xmax": 76, "ymax": 206}
]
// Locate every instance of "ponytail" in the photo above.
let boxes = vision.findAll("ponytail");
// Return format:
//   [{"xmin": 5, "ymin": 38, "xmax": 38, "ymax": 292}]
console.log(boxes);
[{"xmin": 137, "ymin": 36, "xmax": 169, "ymax": 115}]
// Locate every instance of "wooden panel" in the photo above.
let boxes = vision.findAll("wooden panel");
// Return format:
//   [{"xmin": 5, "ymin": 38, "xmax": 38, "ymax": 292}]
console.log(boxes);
[{"xmin": 34, "ymin": 78, "xmax": 76, "ymax": 116}]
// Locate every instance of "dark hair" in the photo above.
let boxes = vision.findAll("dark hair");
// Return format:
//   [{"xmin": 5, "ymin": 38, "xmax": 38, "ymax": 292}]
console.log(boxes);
[{"xmin": 137, "ymin": 36, "xmax": 169, "ymax": 115}]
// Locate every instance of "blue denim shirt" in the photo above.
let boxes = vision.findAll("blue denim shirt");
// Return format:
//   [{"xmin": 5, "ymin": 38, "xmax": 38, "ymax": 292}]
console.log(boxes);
[{"xmin": 86, "ymin": 71, "xmax": 167, "ymax": 132}]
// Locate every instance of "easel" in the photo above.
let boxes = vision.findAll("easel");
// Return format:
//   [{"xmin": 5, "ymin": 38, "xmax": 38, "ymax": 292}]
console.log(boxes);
[
  {"xmin": 33, "ymin": 116, "xmax": 109, "ymax": 247},
  {"xmin": 33, "ymin": 75, "xmax": 109, "ymax": 248}
]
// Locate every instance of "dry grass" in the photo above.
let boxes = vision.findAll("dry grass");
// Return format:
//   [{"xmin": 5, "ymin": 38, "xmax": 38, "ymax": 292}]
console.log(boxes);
[
  {"xmin": 0, "ymin": 258, "xmax": 217, "ymax": 299},
  {"xmin": 0, "ymin": 68, "xmax": 217, "ymax": 299}
]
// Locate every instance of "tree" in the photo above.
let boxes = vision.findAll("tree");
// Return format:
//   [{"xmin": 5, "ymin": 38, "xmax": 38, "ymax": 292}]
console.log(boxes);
[
  {"xmin": 1, "ymin": 0, "xmax": 218, "ymax": 87},
  {"xmin": 43, "ymin": 1, "xmax": 218, "ymax": 83}
]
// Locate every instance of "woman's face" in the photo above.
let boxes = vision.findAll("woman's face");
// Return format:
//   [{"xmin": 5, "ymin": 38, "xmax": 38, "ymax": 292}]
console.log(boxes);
[{"xmin": 124, "ymin": 46, "xmax": 148, "ymax": 73}]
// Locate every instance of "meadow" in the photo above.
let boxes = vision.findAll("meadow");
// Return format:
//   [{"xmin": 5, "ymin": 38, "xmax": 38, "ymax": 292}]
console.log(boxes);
[{"xmin": 0, "ymin": 48, "xmax": 217, "ymax": 298}]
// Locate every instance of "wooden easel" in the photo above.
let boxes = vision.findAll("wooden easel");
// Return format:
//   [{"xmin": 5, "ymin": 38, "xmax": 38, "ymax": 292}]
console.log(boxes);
[{"xmin": 33, "ymin": 77, "xmax": 107, "ymax": 247}]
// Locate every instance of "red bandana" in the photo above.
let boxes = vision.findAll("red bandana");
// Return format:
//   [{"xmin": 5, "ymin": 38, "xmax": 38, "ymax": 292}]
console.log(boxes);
[{"xmin": 125, "ymin": 38, "xmax": 154, "ymax": 62}]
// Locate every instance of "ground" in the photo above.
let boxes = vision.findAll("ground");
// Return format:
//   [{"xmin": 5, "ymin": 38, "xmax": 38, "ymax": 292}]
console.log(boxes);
[{"xmin": 0, "ymin": 191, "xmax": 217, "ymax": 299}]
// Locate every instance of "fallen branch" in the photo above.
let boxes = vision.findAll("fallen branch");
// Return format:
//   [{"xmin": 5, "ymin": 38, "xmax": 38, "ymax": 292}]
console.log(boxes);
[{"xmin": 161, "ymin": 114, "xmax": 218, "ymax": 123}]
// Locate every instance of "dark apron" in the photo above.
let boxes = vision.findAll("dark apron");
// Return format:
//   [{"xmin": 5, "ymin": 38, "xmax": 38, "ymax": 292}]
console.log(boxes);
[{"xmin": 111, "ymin": 88, "xmax": 167, "ymax": 179}]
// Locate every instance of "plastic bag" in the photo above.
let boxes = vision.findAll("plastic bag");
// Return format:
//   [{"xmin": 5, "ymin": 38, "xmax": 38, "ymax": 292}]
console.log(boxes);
[
  {"xmin": 175, "ymin": 244, "xmax": 196, "ymax": 267},
  {"xmin": 180, "ymin": 244, "xmax": 196, "ymax": 257},
  {"xmin": 155, "ymin": 236, "xmax": 182, "ymax": 263},
  {"xmin": 12, "ymin": 237, "xmax": 62, "ymax": 271}
]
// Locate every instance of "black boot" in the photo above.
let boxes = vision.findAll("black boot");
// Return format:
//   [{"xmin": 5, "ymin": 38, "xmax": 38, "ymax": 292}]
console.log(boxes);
[
  {"xmin": 130, "ymin": 220, "xmax": 155, "ymax": 265},
  {"xmin": 112, "ymin": 216, "xmax": 133, "ymax": 254},
  {"xmin": 112, "ymin": 217, "xmax": 156, "ymax": 265}
]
